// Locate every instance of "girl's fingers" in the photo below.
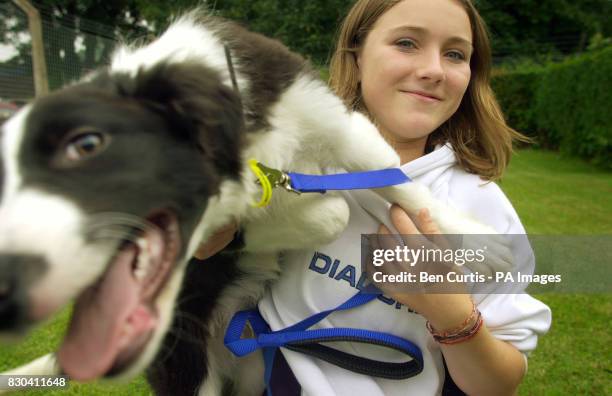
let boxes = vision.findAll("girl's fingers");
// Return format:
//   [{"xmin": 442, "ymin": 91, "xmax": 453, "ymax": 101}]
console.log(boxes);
[
  {"xmin": 416, "ymin": 208, "xmax": 441, "ymax": 235},
  {"xmin": 378, "ymin": 224, "xmax": 391, "ymax": 235},
  {"xmin": 376, "ymin": 224, "xmax": 400, "ymax": 252},
  {"xmin": 389, "ymin": 205, "xmax": 420, "ymax": 235}
]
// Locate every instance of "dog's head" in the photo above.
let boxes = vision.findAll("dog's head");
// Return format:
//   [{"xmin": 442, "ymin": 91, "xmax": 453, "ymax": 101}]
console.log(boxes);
[{"xmin": 0, "ymin": 61, "xmax": 243, "ymax": 380}]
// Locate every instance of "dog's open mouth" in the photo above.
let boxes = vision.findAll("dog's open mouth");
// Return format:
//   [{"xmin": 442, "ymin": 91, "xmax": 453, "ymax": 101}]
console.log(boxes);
[{"xmin": 57, "ymin": 211, "xmax": 181, "ymax": 381}]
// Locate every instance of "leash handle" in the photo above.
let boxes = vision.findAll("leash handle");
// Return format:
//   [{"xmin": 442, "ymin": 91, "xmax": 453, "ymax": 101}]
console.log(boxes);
[
  {"xmin": 224, "ymin": 290, "xmax": 424, "ymax": 393},
  {"xmin": 286, "ymin": 343, "xmax": 423, "ymax": 380}
]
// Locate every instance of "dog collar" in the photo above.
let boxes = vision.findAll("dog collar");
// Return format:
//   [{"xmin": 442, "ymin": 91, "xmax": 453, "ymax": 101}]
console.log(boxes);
[{"xmin": 224, "ymin": 44, "xmax": 241, "ymax": 96}]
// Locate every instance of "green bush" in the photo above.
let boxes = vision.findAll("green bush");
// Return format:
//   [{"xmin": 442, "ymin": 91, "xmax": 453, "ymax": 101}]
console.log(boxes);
[
  {"xmin": 493, "ymin": 47, "xmax": 612, "ymax": 168},
  {"xmin": 491, "ymin": 67, "xmax": 545, "ymax": 144},
  {"xmin": 535, "ymin": 47, "xmax": 612, "ymax": 167},
  {"xmin": 213, "ymin": 0, "xmax": 353, "ymax": 64}
]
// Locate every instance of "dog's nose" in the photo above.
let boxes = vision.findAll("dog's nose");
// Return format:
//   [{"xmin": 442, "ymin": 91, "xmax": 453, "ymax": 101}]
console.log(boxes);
[
  {"xmin": 0, "ymin": 254, "xmax": 46, "ymax": 331},
  {"xmin": 0, "ymin": 271, "xmax": 20, "ymax": 328}
]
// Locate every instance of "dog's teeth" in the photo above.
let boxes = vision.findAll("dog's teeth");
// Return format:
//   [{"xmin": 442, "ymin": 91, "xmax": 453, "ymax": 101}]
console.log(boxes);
[
  {"xmin": 136, "ymin": 237, "xmax": 148, "ymax": 252},
  {"xmin": 132, "ymin": 237, "xmax": 155, "ymax": 280},
  {"xmin": 135, "ymin": 253, "xmax": 151, "ymax": 279},
  {"xmin": 134, "ymin": 265, "xmax": 147, "ymax": 280},
  {"xmin": 151, "ymin": 240, "xmax": 162, "ymax": 259}
]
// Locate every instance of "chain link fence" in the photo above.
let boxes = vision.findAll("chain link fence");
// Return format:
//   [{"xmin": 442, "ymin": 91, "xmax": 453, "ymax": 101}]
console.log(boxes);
[
  {"xmin": 1, "ymin": 2, "xmax": 604, "ymax": 105},
  {"xmin": 0, "ymin": 1, "xmax": 118, "ymax": 105}
]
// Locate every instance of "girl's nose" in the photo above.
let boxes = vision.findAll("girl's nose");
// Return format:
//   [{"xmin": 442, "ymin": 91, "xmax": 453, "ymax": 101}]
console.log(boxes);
[{"xmin": 414, "ymin": 50, "xmax": 445, "ymax": 83}]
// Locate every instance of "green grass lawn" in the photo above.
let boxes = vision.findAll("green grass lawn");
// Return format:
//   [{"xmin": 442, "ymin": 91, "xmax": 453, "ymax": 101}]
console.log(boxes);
[
  {"xmin": 0, "ymin": 307, "xmax": 152, "ymax": 395},
  {"xmin": 500, "ymin": 149, "xmax": 612, "ymax": 234},
  {"xmin": 499, "ymin": 149, "xmax": 611, "ymax": 395},
  {"xmin": 0, "ymin": 149, "xmax": 610, "ymax": 395}
]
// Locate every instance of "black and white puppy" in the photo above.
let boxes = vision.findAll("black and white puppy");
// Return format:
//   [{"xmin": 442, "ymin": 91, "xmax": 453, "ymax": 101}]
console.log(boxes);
[{"xmin": 0, "ymin": 11, "xmax": 509, "ymax": 395}]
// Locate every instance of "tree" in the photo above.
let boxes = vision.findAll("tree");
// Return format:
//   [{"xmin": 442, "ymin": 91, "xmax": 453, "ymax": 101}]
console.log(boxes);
[
  {"xmin": 476, "ymin": 0, "xmax": 612, "ymax": 61},
  {"xmin": 1, "ymin": 0, "xmax": 157, "ymax": 92},
  {"xmin": 1, "ymin": 0, "xmax": 610, "ymax": 98},
  {"xmin": 208, "ymin": 0, "xmax": 353, "ymax": 64}
]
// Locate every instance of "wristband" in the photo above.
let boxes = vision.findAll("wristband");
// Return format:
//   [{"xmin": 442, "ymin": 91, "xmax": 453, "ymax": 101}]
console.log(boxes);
[{"xmin": 426, "ymin": 299, "xmax": 484, "ymax": 345}]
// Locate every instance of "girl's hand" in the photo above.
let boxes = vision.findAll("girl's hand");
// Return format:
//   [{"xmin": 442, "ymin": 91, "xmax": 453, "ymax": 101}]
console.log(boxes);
[
  {"xmin": 382, "ymin": 206, "xmax": 527, "ymax": 395},
  {"xmin": 375, "ymin": 205, "xmax": 472, "ymax": 331},
  {"xmin": 193, "ymin": 221, "xmax": 238, "ymax": 260}
]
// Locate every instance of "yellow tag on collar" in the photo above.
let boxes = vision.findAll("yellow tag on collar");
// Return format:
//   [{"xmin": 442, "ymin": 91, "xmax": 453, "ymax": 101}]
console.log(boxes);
[{"xmin": 249, "ymin": 159, "xmax": 273, "ymax": 207}]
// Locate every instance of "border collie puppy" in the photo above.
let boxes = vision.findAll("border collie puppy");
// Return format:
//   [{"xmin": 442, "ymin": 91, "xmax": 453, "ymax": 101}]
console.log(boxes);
[{"xmin": 0, "ymin": 11, "xmax": 509, "ymax": 395}]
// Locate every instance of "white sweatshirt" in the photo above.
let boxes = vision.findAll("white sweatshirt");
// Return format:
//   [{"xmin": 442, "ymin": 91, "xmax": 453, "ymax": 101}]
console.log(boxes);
[{"xmin": 258, "ymin": 143, "xmax": 552, "ymax": 395}]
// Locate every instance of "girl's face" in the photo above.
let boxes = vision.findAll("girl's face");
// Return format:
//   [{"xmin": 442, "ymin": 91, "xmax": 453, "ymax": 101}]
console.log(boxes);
[{"xmin": 357, "ymin": 0, "xmax": 473, "ymax": 146}]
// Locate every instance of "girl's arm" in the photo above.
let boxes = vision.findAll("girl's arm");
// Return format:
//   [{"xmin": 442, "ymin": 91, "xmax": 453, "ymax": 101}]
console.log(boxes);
[{"xmin": 384, "ymin": 206, "xmax": 526, "ymax": 395}]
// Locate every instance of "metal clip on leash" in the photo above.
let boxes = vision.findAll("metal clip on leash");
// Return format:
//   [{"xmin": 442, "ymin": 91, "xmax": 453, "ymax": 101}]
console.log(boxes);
[
  {"xmin": 255, "ymin": 162, "xmax": 301, "ymax": 195},
  {"xmin": 249, "ymin": 160, "xmax": 300, "ymax": 208}
]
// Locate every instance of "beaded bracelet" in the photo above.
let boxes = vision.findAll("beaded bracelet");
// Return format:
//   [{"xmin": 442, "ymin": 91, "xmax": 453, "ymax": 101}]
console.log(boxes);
[
  {"xmin": 435, "ymin": 313, "xmax": 484, "ymax": 345},
  {"xmin": 426, "ymin": 300, "xmax": 484, "ymax": 345},
  {"xmin": 425, "ymin": 299, "xmax": 477, "ymax": 338}
]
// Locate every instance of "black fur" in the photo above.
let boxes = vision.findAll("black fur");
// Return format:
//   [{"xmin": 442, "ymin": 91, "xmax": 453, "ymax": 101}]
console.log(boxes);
[
  {"xmin": 17, "ymin": 60, "xmax": 245, "ymax": 256},
  {"xmin": 0, "ymin": 254, "xmax": 46, "ymax": 330},
  {"xmin": 215, "ymin": 19, "xmax": 309, "ymax": 132},
  {"xmin": 146, "ymin": 254, "xmax": 241, "ymax": 396}
]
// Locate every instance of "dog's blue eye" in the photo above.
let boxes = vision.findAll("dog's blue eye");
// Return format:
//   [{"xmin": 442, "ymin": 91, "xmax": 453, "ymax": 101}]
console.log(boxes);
[{"xmin": 65, "ymin": 133, "xmax": 105, "ymax": 161}]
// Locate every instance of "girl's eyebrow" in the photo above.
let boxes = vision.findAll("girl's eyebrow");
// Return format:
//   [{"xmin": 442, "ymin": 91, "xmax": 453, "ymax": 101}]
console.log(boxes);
[{"xmin": 387, "ymin": 25, "xmax": 473, "ymax": 48}]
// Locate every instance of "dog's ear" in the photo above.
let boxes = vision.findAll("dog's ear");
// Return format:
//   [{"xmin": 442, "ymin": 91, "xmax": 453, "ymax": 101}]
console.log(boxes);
[{"xmin": 114, "ymin": 62, "xmax": 244, "ymax": 176}]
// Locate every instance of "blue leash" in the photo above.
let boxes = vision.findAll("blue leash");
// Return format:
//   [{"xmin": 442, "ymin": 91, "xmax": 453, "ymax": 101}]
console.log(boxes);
[
  {"xmin": 288, "ymin": 168, "xmax": 411, "ymax": 193},
  {"xmin": 226, "ymin": 166, "xmax": 422, "ymax": 394},
  {"xmin": 251, "ymin": 162, "xmax": 411, "ymax": 196},
  {"xmin": 225, "ymin": 290, "xmax": 424, "ymax": 396}
]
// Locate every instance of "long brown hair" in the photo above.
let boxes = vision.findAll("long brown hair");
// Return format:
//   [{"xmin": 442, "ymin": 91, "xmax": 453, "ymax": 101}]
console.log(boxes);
[{"xmin": 329, "ymin": 0, "xmax": 528, "ymax": 181}]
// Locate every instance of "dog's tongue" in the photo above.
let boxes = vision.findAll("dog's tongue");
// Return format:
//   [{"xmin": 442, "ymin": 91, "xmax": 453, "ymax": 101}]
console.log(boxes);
[{"xmin": 58, "ymin": 245, "xmax": 156, "ymax": 381}]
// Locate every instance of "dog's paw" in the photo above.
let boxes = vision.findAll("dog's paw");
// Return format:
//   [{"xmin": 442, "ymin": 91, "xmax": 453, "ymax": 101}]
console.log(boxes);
[
  {"xmin": 376, "ymin": 183, "xmax": 515, "ymax": 276},
  {"xmin": 460, "ymin": 233, "xmax": 514, "ymax": 276},
  {"xmin": 429, "ymin": 215, "xmax": 513, "ymax": 276},
  {"xmin": 430, "ymin": 210, "xmax": 493, "ymax": 235},
  {"xmin": 243, "ymin": 194, "xmax": 350, "ymax": 252}
]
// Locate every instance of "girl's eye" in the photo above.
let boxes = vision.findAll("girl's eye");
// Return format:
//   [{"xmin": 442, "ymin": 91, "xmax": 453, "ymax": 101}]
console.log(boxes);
[
  {"xmin": 395, "ymin": 39, "xmax": 417, "ymax": 49},
  {"xmin": 65, "ymin": 131, "xmax": 106, "ymax": 161},
  {"xmin": 446, "ymin": 50, "xmax": 466, "ymax": 61}
]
